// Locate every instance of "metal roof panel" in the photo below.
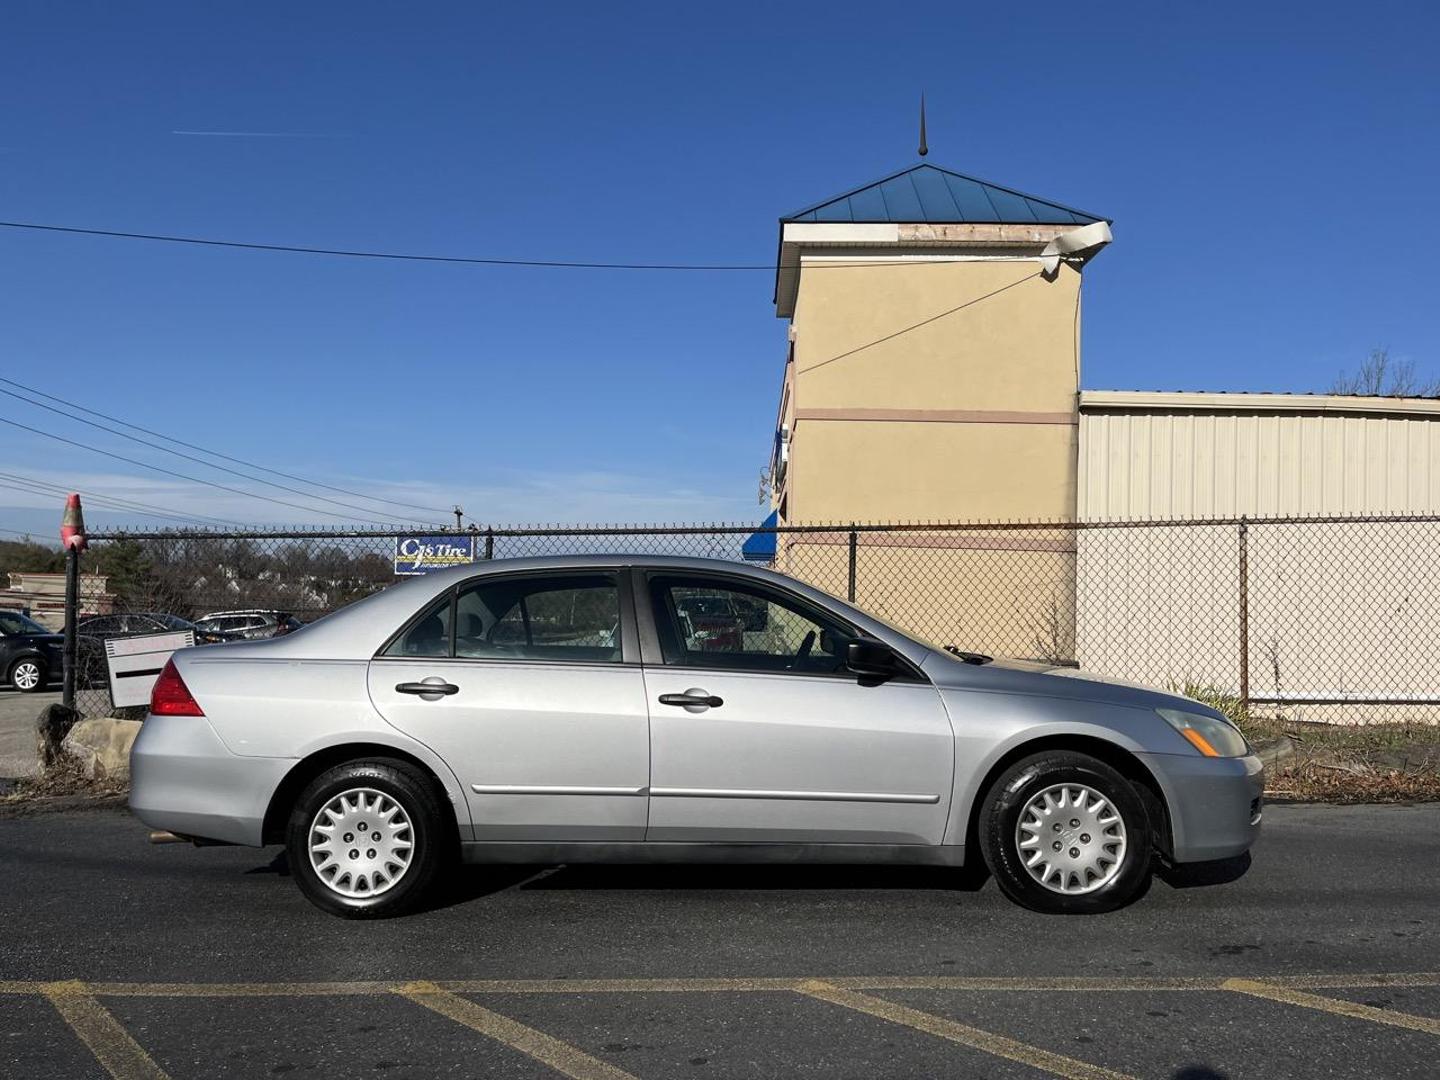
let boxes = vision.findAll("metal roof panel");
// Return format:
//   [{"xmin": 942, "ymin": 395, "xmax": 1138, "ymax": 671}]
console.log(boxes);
[{"xmin": 782, "ymin": 163, "xmax": 1106, "ymax": 225}]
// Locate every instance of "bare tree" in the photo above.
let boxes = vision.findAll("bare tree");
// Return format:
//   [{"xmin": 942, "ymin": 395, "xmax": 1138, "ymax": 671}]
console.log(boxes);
[{"xmin": 1330, "ymin": 348, "xmax": 1440, "ymax": 397}]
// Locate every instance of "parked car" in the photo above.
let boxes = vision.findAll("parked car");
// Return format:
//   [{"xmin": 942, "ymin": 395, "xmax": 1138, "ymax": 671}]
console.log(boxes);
[
  {"xmin": 193, "ymin": 610, "xmax": 303, "ymax": 641},
  {"xmin": 131, "ymin": 555, "xmax": 1263, "ymax": 919},
  {"xmin": 0, "ymin": 610, "xmax": 63, "ymax": 693},
  {"xmin": 673, "ymin": 591, "xmax": 746, "ymax": 651},
  {"xmin": 76, "ymin": 612, "xmax": 242, "ymax": 646}
]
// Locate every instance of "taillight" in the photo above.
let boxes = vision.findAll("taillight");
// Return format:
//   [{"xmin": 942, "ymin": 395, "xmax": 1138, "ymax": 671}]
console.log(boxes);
[{"xmin": 150, "ymin": 658, "xmax": 205, "ymax": 716}]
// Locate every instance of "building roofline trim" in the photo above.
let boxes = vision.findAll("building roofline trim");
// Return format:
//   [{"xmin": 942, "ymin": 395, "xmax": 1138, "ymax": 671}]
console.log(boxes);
[{"xmin": 1080, "ymin": 390, "xmax": 1440, "ymax": 418}]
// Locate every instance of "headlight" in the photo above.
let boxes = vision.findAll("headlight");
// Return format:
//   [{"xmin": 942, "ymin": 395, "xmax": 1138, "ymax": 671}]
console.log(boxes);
[{"xmin": 1157, "ymin": 708, "xmax": 1249, "ymax": 758}]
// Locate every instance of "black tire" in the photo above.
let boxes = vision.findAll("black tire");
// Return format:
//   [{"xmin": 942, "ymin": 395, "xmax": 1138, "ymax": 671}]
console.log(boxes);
[
  {"xmin": 9, "ymin": 656, "xmax": 47, "ymax": 694},
  {"xmin": 977, "ymin": 751, "xmax": 1152, "ymax": 915},
  {"xmin": 285, "ymin": 758, "xmax": 450, "ymax": 918}
]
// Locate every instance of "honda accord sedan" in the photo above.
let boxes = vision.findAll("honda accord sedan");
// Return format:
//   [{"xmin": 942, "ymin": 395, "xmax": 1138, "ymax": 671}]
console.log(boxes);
[{"xmin": 130, "ymin": 555, "xmax": 1263, "ymax": 918}]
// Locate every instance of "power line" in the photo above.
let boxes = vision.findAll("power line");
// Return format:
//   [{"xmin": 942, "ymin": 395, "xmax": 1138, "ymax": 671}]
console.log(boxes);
[
  {"xmin": 797, "ymin": 270, "xmax": 1045, "ymax": 374},
  {"xmin": 0, "ymin": 219, "xmax": 1085, "ymax": 272},
  {"xmin": 0, "ymin": 383, "xmax": 440, "ymax": 526},
  {"xmin": 0, "ymin": 470, "xmax": 245, "ymax": 527},
  {"xmin": 0, "ymin": 375, "xmax": 455, "ymax": 517},
  {"xmin": 0, "ymin": 413, "xmax": 418, "ymax": 527}
]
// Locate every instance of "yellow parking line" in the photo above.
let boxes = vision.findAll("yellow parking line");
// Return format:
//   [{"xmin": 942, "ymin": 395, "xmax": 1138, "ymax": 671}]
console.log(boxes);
[
  {"xmin": 796, "ymin": 980, "xmax": 1137, "ymax": 1080},
  {"xmin": 444, "ymin": 976, "xmax": 809, "ymax": 994},
  {"xmin": 40, "ymin": 980, "xmax": 171, "ymax": 1080},
  {"xmin": 91, "ymin": 980, "xmax": 401, "ymax": 997},
  {"xmin": 1267, "ymin": 972, "xmax": 1440, "ymax": 990},
  {"xmin": 3, "ymin": 971, "xmax": 1438, "ymax": 999},
  {"xmin": 1223, "ymin": 978, "xmax": 1440, "ymax": 1037},
  {"xmin": 396, "ymin": 980, "xmax": 640, "ymax": 1080},
  {"xmin": 826, "ymin": 975, "xmax": 1226, "ymax": 992}
]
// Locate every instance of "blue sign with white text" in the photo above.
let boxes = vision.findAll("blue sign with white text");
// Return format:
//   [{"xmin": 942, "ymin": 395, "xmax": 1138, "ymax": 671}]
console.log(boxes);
[{"xmin": 393, "ymin": 535, "xmax": 477, "ymax": 576}]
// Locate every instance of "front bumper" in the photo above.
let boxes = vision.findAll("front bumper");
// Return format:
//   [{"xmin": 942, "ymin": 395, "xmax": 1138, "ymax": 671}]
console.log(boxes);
[
  {"xmin": 129, "ymin": 714, "xmax": 292, "ymax": 846},
  {"xmin": 1137, "ymin": 750, "xmax": 1264, "ymax": 863}
]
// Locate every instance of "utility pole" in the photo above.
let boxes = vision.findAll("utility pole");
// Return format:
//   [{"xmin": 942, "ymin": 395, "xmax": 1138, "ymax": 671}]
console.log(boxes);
[{"xmin": 453, "ymin": 505, "xmax": 464, "ymax": 531}]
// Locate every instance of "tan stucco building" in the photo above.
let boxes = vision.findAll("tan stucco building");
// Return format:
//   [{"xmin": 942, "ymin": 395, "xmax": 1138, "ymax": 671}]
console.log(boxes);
[
  {"xmin": 769, "ymin": 163, "xmax": 1112, "ymax": 526},
  {"xmin": 764, "ymin": 163, "xmax": 1112, "ymax": 654},
  {"xmin": 760, "ymin": 164, "xmax": 1440, "ymax": 712}
]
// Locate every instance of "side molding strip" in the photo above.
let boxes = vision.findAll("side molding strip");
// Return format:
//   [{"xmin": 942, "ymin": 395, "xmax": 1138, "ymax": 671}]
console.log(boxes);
[
  {"xmin": 649, "ymin": 787, "xmax": 940, "ymax": 805},
  {"xmin": 470, "ymin": 785, "xmax": 648, "ymax": 797}
]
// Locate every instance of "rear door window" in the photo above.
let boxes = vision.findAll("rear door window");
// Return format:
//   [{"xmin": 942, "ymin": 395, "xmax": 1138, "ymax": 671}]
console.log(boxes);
[{"xmin": 456, "ymin": 575, "xmax": 621, "ymax": 663}]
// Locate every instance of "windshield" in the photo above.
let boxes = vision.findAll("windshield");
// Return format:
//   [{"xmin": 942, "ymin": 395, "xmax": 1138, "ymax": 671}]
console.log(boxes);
[
  {"xmin": 155, "ymin": 614, "xmax": 197, "ymax": 630},
  {"xmin": 0, "ymin": 611, "xmax": 49, "ymax": 636}
]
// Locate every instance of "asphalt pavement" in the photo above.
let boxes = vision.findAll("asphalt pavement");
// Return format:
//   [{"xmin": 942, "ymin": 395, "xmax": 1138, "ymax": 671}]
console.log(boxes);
[
  {"xmin": 2, "ymin": 802, "xmax": 1438, "ymax": 1078},
  {"xmin": 0, "ymin": 687, "xmax": 56, "ymax": 779}
]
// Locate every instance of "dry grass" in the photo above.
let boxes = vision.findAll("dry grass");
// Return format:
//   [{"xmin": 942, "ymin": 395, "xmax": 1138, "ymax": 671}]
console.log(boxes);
[
  {"xmin": 1173, "ymin": 681, "xmax": 1440, "ymax": 802},
  {"xmin": 1264, "ymin": 760, "xmax": 1440, "ymax": 803},
  {"xmin": 0, "ymin": 756, "xmax": 128, "ymax": 813}
]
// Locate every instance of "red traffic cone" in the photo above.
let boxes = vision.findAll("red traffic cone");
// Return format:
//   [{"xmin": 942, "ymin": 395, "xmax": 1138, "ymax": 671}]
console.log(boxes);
[{"xmin": 60, "ymin": 493, "xmax": 87, "ymax": 552}]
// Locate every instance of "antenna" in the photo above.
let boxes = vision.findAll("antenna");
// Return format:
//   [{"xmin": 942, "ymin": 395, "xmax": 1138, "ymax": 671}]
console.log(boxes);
[{"xmin": 918, "ymin": 93, "xmax": 928, "ymax": 157}]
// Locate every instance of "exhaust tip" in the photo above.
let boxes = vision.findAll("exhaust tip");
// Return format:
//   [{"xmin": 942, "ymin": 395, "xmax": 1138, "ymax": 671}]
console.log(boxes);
[{"xmin": 148, "ymin": 830, "xmax": 187, "ymax": 844}]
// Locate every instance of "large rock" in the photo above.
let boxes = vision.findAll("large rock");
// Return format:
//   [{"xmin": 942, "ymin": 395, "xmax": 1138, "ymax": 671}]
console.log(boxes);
[
  {"xmin": 35, "ymin": 703, "xmax": 83, "ymax": 768},
  {"xmin": 59, "ymin": 718, "xmax": 143, "ymax": 781}
]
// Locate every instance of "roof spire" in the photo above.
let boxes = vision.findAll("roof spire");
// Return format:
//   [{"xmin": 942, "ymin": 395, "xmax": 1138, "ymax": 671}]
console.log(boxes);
[{"xmin": 918, "ymin": 93, "xmax": 928, "ymax": 157}]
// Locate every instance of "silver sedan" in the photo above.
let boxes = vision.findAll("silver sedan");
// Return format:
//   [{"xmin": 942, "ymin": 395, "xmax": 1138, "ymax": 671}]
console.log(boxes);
[{"xmin": 130, "ymin": 555, "xmax": 1263, "ymax": 918}]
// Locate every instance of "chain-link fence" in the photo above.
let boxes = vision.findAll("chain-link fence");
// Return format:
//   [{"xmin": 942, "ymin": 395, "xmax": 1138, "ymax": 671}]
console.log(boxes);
[{"xmin": 58, "ymin": 515, "xmax": 1440, "ymax": 724}]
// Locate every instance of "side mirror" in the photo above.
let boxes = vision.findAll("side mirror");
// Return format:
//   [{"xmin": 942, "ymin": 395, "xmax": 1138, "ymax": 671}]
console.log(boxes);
[{"xmin": 846, "ymin": 639, "xmax": 897, "ymax": 679}]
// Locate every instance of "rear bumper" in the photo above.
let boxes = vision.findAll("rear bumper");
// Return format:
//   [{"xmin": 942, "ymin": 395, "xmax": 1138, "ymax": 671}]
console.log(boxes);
[
  {"xmin": 129, "ymin": 715, "xmax": 291, "ymax": 846},
  {"xmin": 1138, "ymin": 751, "xmax": 1264, "ymax": 863}
]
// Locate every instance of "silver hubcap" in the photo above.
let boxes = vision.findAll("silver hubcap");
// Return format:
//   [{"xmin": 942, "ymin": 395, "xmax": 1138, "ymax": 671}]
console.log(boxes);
[
  {"xmin": 12, "ymin": 662, "xmax": 40, "ymax": 690},
  {"xmin": 308, "ymin": 787, "xmax": 415, "ymax": 899},
  {"xmin": 1015, "ymin": 783, "xmax": 1127, "ymax": 895}
]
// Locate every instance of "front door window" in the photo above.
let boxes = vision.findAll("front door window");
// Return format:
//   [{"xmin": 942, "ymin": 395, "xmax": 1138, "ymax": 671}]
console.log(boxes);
[{"xmin": 648, "ymin": 574, "xmax": 853, "ymax": 675}]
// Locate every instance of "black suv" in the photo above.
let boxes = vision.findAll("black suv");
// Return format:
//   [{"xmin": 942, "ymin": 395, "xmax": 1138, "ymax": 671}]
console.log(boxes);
[{"xmin": 0, "ymin": 610, "xmax": 62, "ymax": 693}]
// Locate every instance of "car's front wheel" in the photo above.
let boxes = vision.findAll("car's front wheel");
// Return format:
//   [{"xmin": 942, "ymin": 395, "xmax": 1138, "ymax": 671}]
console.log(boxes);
[
  {"xmin": 9, "ymin": 657, "xmax": 47, "ymax": 693},
  {"xmin": 285, "ymin": 759, "xmax": 448, "ymax": 918},
  {"xmin": 977, "ymin": 750, "xmax": 1152, "ymax": 914}
]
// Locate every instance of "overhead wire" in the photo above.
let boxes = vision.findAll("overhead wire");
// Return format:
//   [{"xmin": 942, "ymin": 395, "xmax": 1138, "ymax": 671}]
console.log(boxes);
[
  {"xmin": 0, "ymin": 218, "xmax": 1087, "ymax": 271},
  {"xmin": 0, "ymin": 383, "xmax": 440, "ymax": 526},
  {"xmin": 0, "ymin": 375, "xmax": 455, "ymax": 517},
  {"xmin": 0, "ymin": 413, "xmax": 419, "ymax": 527},
  {"xmin": 0, "ymin": 470, "xmax": 245, "ymax": 527}
]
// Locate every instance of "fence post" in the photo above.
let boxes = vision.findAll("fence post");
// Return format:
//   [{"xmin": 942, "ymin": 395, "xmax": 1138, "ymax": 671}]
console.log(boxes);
[
  {"xmin": 1238, "ymin": 517, "xmax": 1249, "ymax": 712},
  {"xmin": 62, "ymin": 544, "xmax": 80, "ymax": 710},
  {"xmin": 484, "ymin": 528, "xmax": 495, "ymax": 560},
  {"xmin": 846, "ymin": 527, "xmax": 858, "ymax": 602}
]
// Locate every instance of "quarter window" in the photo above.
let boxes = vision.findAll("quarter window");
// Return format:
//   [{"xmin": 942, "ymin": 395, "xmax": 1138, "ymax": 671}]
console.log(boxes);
[
  {"xmin": 385, "ymin": 596, "xmax": 453, "ymax": 658},
  {"xmin": 649, "ymin": 575, "xmax": 854, "ymax": 675}
]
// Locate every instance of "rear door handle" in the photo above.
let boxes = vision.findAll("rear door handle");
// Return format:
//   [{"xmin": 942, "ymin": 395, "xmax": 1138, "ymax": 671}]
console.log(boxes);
[
  {"xmin": 658, "ymin": 692, "xmax": 723, "ymax": 708},
  {"xmin": 396, "ymin": 679, "xmax": 459, "ymax": 697}
]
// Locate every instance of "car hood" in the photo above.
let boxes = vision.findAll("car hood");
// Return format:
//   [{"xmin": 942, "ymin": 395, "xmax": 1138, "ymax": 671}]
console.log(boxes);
[{"xmin": 920, "ymin": 650, "xmax": 1215, "ymax": 716}]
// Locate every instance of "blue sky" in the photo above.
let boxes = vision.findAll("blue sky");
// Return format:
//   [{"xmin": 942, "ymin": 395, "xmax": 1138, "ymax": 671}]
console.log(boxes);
[{"xmin": 3, "ymin": 1, "xmax": 1437, "ymax": 536}]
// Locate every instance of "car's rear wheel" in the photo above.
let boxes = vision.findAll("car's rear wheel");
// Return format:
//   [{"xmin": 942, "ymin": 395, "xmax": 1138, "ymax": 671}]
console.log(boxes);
[
  {"xmin": 978, "ymin": 750, "xmax": 1152, "ymax": 914},
  {"xmin": 286, "ymin": 759, "xmax": 448, "ymax": 918},
  {"xmin": 9, "ymin": 657, "xmax": 46, "ymax": 693}
]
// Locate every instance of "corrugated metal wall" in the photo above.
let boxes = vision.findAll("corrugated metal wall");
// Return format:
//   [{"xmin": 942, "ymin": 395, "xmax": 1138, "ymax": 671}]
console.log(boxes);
[
  {"xmin": 1075, "ymin": 406, "xmax": 1440, "ymax": 717},
  {"xmin": 1079, "ymin": 409, "xmax": 1440, "ymax": 519}
]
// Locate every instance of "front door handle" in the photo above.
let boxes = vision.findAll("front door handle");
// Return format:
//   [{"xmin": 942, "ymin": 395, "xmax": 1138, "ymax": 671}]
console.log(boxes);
[
  {"xmin": 658, "ymin": 691, "xmax": 723, "ymax": 709},
  {"xmin": 396, "ymin": 679, "xmax": 459, "ymax": 698}
]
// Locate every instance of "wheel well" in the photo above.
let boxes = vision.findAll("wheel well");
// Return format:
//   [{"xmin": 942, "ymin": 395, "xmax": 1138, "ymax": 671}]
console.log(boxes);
[
  {"xmin": 261, "ymin": 744, "xmax": 459, "ymax": 846},
  {"xmin": 964, "ymin": 734, "xmax": 1173, "ymax": 859}
]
